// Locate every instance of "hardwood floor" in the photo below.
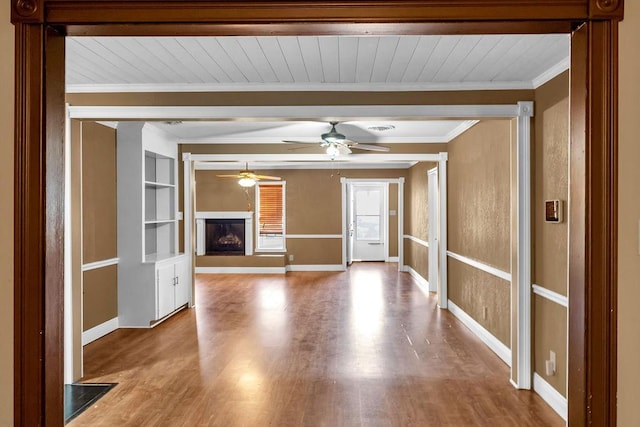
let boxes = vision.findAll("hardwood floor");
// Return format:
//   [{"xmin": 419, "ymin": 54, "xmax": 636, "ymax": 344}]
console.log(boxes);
[{"xmin": 72, "ymin": 263, "xmax": 563, "ymax": 426}]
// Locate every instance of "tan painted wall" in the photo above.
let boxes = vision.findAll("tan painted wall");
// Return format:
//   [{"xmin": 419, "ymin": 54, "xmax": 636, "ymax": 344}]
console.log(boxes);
[
  {"xmin": 82, "ymin": 122, "xmax": 118, "ymax": 263},
  {"xmin": 81, "ymin": 122, "xmax": 118, "ymax": 331},
  {"xmin": 67, "ymin": 89, "xmax": 534, "ymax": 108},
  {"xmin": 618, "ymin": 3, "xmax": 640, "ymax": 424},
  {"xmin": 447, "ymin": 120, "xmax": 512, "ymax": 347},
  {"xmin": 70, "ymin": 120, "xmax": 83, "ymax": 380},
  {"xmin": 403, "ymin": 161, "xmax": 435, "ymax": 280},
  {"xmin": 533, "ymin": 72, "xmax": 569, "ymax": 296},
  {"xmin": 83, "ymin": 266, "xmax": 118, "ymax": 330},
  {"xmin": 532, "ymin": 72, "xmax": 569, "ymax": 396},
  {"xmin": 0, "ymin": 4, "xmax": 13, "ymax": 424},
  {"xmin": 448, "ymin": 120, "xmax": 512, "ymax": 272},
  {"xmin": 195, "ymin": 168, "xmax": 406, "ymax": 266},
  {"xmin": 448, "ymin": 258, "xmax": 511, "ymax": 346},
  {"xmin": 533, "ymin": 295, "xmax": 567, "ymax": 395}
]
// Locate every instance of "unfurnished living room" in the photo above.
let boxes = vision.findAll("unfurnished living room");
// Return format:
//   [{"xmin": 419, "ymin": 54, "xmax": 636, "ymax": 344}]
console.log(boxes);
[
  {"xmin": 5, "ymin": 1, "xmax": 631, "ymax": 426},
  {"xmin": 63, "ymin": 33, "xmax": 567, "ymax": 425}
]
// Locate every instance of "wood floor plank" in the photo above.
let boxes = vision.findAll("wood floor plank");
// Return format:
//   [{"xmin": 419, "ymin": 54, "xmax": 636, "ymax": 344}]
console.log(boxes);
[{"xmin": 71, "ymin": 263, "xmax": 563, "ymax": 426}]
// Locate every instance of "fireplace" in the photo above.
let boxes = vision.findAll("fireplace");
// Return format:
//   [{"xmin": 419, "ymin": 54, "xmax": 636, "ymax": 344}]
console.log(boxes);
[
  {"xmin": 195, "ymin": 212, "xmax": 254, "ymax": 256},
  {"xmin": 205, "ymin": 219, "xmax": 245, "ymax": 255}
]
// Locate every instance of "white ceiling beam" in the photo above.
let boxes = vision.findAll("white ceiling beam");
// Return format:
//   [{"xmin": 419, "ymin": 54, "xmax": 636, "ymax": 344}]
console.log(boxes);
[{"xmin": 68, "ymin": 104, "xmax": 520, "ymax": 120}]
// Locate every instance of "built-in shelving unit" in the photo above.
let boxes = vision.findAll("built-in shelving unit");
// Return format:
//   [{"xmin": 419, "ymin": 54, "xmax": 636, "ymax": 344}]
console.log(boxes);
[{"xmin": 117, "ymin": 123, "xmax": 189, "ymax": 327}]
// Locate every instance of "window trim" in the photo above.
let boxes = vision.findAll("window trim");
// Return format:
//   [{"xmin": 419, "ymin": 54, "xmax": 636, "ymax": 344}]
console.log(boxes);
[{"xmin": 255, "ymin": 181, "xmax": 286, "ymax": 252}]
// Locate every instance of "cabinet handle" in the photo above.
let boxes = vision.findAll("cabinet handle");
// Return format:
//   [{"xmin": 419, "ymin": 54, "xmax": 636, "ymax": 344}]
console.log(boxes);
[{"xmin": 175, "ymin": 276, "xmax": 179, "ymax": 285}]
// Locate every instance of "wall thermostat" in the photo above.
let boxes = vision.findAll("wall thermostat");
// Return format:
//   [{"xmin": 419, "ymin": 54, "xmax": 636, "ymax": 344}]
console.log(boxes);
[{"xmin": 545, "ymin": 200, "xmax": 563, "ymax": 223}]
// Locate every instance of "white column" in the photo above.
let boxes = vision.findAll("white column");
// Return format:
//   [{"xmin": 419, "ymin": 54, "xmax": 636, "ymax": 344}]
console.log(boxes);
[
  {"xmin": 514, "ymin": 101, "xmax": 533, "ymax": 389},
  {"xmin": 397, "ymin": 177, "xmax": 405, "ymax": 271},
  {"xmin": 438, "ymin": 152, "xmax": 448, "ymax": 309},
  {"xmin": 340, "ymin": 177, "xmax": 347, "ymax": 270},
  {"xmin": 183, "ymin": 153, "xmax": 194, "ymax": 306}
]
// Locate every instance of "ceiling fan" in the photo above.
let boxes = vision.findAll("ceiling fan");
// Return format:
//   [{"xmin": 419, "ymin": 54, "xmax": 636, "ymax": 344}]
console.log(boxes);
[
  {"xmin": 216, "ymin": 163, "xmax": 281, "ymax": 187},
  {"xmin": 283, "ymin": 121, "xmax": 390, "ymax": 159}
]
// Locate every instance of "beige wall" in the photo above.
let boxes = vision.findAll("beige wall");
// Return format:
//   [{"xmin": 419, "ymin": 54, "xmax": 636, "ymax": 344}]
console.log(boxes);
[
  {"xmin": 618, "ymin": 3, "xmax": 640, "ymax": 424},
  {"xmin": 403, "ymin": 161, "xmax": 435, "ymax": 280},
  {"xmin": 81, "ymin": 122, "xmax": 118, "ymax": 331},
  {"xmin": 67, "ymin": 89, "xmax": 534, "ymax": 108},
  {"xmin": 0, "ymin": 4, "xmax": 13, "ymax": 424},
  {"xmin": 448, "ymin": 120, "xmax": 512, "ymax": 272},
  {"xmin": 195, "ymin": 168, "xmax": 406, "ymax": 266},
  {"xmin": 532, "ymin": 72, "xmax": 569, "ymax": 396},
  {"xmin": 447, "ymin": 119, "xmax": 512, "ymax": 346}
]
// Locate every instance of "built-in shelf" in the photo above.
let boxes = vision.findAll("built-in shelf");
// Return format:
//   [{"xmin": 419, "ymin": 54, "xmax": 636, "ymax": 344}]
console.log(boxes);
[
  {"xmin": 118, "ymin": 123, "xmax": 188, "ymax": 327},
  {"xmin": 144, "ymin": 252, "xmax": 183, "ymax": 264},
  {"xmin": 145, "ymin": 180, "xmax": 175, "ymax": 188},
  {"xmin": 144, "ymin": 219, "xmax": 177, "ymax": 225}
]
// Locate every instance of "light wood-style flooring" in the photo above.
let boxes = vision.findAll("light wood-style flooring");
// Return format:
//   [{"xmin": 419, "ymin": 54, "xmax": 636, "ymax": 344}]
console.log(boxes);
[{"xmin": 72, "ymin": 263, "xmax": 563, "ymax": 426}]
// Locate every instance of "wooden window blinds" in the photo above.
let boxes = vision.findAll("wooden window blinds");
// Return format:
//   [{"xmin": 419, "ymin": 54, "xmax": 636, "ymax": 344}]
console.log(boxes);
[{"xmin": 258, "ymin": 184, "xmax": 284, "ymax": 235}]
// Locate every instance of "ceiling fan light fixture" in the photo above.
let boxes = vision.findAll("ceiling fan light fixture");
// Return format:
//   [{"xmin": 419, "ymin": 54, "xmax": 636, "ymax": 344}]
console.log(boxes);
[
  {"xmin": 326, "ymin": 144, "xmax": 341, "ymax": 159},
  {"xmin": 238, "ymin": 177, "xmax": 256, "ymax": 187}
]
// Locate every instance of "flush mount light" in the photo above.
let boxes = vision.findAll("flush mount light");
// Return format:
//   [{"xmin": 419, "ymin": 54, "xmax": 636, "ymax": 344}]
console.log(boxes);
[{"xmin": 238, "ymin": 177, "xmax": 256, "ymax": 187}]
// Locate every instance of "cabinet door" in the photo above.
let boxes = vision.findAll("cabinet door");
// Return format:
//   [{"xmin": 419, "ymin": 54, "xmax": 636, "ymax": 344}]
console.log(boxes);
[
  {"xmin": 156, "ymin": 263, "xmax": 175, "ymax": 319},
  {"xmin": 173, "ymin": 258, "xmax": 189, "ymax": 307}
]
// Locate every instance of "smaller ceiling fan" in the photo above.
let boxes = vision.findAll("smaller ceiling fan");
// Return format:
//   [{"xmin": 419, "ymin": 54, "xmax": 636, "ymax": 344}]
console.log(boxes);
[
  {"xmin": 283, "ymin": 121, "xmax": 390, "ymax": 159},
  {"xmin": 216, "ymin": 163, "xmax": 281, "ymax": 187}
]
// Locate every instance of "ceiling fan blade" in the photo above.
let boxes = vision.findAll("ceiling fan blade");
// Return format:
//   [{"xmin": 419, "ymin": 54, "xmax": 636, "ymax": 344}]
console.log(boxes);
[
  {"xmin": 255, "ymin": 175, "xmax": 282, "ymax": 180},
  {"xmin": 337, "ymin": 144, "xmax": 352, "ymax": 155},
  {"xmin": 216, "ymin": 174, "xmax": 242, "ymax": 178},
  {"xmin": 350, "ymin": 143, "xmax": 390, "ymax": 152},
  {"xmin": 282, "ymin": 140, "xmax": 324, "ymax": 144},
  {"xmin": 287, "ymin": 145, "xmax": 320, "ymax": 151}
]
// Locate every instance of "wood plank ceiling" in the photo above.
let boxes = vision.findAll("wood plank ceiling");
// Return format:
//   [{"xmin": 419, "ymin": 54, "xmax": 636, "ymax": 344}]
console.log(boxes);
[{"xmin": 66, "ymin": 34, "xmax": 570, "ymax": 92}]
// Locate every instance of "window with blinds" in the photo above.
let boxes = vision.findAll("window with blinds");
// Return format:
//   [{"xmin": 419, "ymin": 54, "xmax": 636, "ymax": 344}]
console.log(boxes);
[{"xmin": 256, "ymin": 182, "xmax": 285, "ymax": 251}]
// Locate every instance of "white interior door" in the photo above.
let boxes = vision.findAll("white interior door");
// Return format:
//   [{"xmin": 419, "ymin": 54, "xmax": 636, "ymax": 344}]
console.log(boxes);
[
  {"xmin": 428, "ymin": 168, "xmax": 439, "ymax": 293},
  {"xmin": 351, "ymin": 183, "xmax": 387, "ymax": 261}
]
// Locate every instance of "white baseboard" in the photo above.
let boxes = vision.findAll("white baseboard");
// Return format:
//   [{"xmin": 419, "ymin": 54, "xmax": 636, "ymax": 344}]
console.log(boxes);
[
  {"xmin": 195, "ymin": 267, "xmax": 286, "ymax": 274},
  {"xmin": 388, "ymin": 257, "xmax": 399, "ymax": 262},
  {"xmin": 286, "ymin": 264, "xmax": 344, "ymax": 272},
  {"xmin": 447, "ymin": 300, "xmax": 511, "ymax": 366},
  {"xmin": 403, "ymin": 266, "xmax": 430, "ymax": 296},
  {"xmin": 533, "ymin": 373, "xmax": 568, "ymax": 421},
  {"xmin": 82, "ymin": 317, "xmax": 118, "ymax": 346}
]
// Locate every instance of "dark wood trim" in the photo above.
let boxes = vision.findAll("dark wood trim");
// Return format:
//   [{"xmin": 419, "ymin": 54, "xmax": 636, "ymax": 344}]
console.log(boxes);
[
  {"xmin": 589, "ymin": 0, "xmax": 624, "ymax": 19},
  {"xmin": 44, "ymin": 25, "xmax": 66, "ymax": 425},
  {"xmin": 569, "ymin": 20, "xmax": 619, "ymax": 426},
  {"xmin": 43, "ymin": 1, "xmax": 590, "ymax": 25},
  {"xmin": 13, "ymin": 22, "xmax": 45, "ymax": 427},
  {"xmin": 12, "ymin": 0, "xmax": 622, "ymax": 425},
  {"xmin": 568, "ymin": 23, "xmax": 588, "ymax": 426},
  {"xmin": 11, "ymin": 0, "xmax": 44, "ymax": 24},
  {"xmin": 65, "ymin": 21, "xmax": 576, "ymax": 37}
]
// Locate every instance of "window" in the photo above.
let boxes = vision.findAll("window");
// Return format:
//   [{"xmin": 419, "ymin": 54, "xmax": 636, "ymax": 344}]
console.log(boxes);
[{"xmin": 255, "ymin": 182, "xmax": 286, "ymax": 251}]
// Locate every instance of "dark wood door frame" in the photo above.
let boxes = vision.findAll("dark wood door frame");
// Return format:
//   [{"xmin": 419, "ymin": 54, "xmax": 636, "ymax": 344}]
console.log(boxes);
[{"xmin": 11, "ymin": 1, "xmax": 623, "ymax": 425}]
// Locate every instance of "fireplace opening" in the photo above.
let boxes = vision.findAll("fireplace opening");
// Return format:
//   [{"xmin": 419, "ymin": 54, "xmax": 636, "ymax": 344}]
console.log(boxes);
[{"xmin": 205, "ymin": 219, "xmax": 246, "ymax": 255}]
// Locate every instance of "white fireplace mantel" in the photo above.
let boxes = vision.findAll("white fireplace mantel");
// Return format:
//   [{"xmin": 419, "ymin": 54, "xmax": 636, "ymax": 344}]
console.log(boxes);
[{"xmin": 195, "ymin": 211, "xmax": 254, "ymax": 256}]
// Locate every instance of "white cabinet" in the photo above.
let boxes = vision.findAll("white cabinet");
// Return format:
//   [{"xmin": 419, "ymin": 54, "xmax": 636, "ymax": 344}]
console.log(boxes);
[
  {"xmin": 117, "ymin": 123, "xmax": 189, "ymax": 327},
  {"xmin": 156, "ymin": 257, "xmax": 187, "ymax": 320}
]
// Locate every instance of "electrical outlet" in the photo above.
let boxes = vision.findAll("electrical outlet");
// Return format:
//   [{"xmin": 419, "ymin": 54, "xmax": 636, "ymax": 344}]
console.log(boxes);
[
  {"xmin": 289, "ymin": 254, "xmax": 294, "ymax": 261},
  {"xmin": 482, "ymin": 306, "xmax": 488, "ymax": 320},
  {"xmin": 545, "ymin": 350, "xmax": 557, "ymax": 376}
]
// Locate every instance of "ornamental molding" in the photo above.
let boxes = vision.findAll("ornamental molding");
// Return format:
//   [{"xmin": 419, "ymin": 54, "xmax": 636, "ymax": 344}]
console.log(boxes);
[
  {"xmin": 11, "ymin": 0, "xmax": 43, "ymax": 23},
  {"xmin": 590, "ymin": 0, "xmax": 624, "ymax": 19}
]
